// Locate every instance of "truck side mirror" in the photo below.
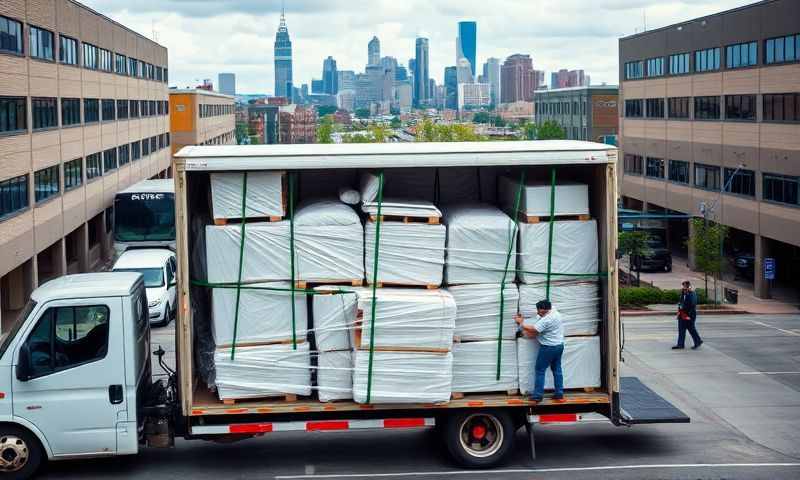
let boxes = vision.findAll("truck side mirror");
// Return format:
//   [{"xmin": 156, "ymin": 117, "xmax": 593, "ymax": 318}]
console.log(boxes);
[{"xmin": 16, "ymin": 343, "xmax": 31, "ymax": 382}]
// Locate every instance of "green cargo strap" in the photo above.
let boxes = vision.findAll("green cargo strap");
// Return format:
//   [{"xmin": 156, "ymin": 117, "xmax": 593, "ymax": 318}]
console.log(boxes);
[
  {"xmin": 545, "ymin": 167, "xmax": 557, "ymax": 299},
  {"xmin": 288, "ymin": 172, "xmax": 298, "ymax": 349},
  {"xmin": 230, "ymin": 172, "xmax": 249, "ymax": 360},
  {"xmin": 497, "ymin": 170, "xmax": 526, "ymax": 380},
  {"xmin": 366, "ymin": 170, "xmax": 385, "ymax": 404},
  {"xmin": 192, "ymin": 279, "xmax": 360, "ymax": 297}
]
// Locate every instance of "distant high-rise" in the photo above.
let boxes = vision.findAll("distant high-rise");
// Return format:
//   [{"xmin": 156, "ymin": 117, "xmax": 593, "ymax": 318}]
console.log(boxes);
[
  {"xmin": 483, "ymin": 58, "xmax": 501, "ymax": 105},
  {"xmin": 551, "ymin": 69, "xmax": 587, "ymax": 88},
  {"xmin": 501, "ymin": 54, "xmax": 535, "ymax": 103},
  {"xmin": 218, "ymin": 73, "xmax": 236, "ymax": 96},
  {"xmin": 456, "ymin": 57, "xmax": 473, "ymax": 84},
  {"xmin": 414, "ymin": 38, "xmax": 429, "ymax": 107},
  {"xmin": 444, "ymin": 66, "xmax": 457, "ymax": 110},
  {"xmin": 368, "ymin": 36, "xmax": 381, "ymax": 65},
  {"xmin": 395, "ymin": 65, "xmax": 408, "ymax": 81},
  {"xmin": 323, "ymin": 56, "xmax": 338, "ymax": 95},
  {"xmin": 274, "ymin": 6, "xmax": 293, "ymax": 99},
  {"xmin": 311, "ymin": 79, "xmax": 324, "ymax": 94},
  {"xmin": 457, "ymin": 21, "xmax": 477, "ymax": 78},
  {"xmin": 337, "ymin": 70, "xmax": 356, "ymax": 91}
]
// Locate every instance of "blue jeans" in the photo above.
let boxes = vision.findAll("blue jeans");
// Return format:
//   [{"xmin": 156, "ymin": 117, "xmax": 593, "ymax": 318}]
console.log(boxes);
[
  {"xmin": 532, "ymin": 343, "xmax": 564, "ymax": 400},
  {"xmin": 677, "ymin": 318, "xmax": 702, "ymax": 347}
]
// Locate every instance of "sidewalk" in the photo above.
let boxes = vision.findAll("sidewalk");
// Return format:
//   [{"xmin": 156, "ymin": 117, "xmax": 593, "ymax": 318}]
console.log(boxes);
[{"xmin": 622, "ymin": 254, "xmax": 799, "ymax": 315}]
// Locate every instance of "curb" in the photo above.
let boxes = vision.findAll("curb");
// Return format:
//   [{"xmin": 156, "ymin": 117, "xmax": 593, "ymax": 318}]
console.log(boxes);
[{"xmin": 621, "ymin": 308, "xmax": 751, "ymax": 317}]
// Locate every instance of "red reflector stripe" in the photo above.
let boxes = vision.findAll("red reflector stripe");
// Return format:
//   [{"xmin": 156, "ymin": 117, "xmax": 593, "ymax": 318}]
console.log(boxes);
[
  {"xmin": 229, "ymin": 423, "xmax": 273, "ymax": 434},
  {"xmin": 306, "ymin": 421, "xmax": 349, "ymax": 431},
  {"xmin": 538, "ymin": 414, "xmax": 578, "ymax": 423},
  {"xmin": 384, "ymin": 418, "xmax": 425, "ymax": 428}
]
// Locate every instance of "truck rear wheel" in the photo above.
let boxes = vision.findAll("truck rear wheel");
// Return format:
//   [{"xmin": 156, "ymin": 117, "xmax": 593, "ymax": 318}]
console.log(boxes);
[
  {"xmin": 442, "ymin": 410, "xmax": 515, "ymax": 468},
  {"xmin": 0, "ymin": 426, "xmax": 43, "ymax": 479}
]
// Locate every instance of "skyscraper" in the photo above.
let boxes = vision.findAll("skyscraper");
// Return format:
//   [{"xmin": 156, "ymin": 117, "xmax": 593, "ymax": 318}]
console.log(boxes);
[
  {"xmin": 501, "ymin": 54, "xmax": 535, "ymax": 103},
  {"xmin": 444, "ymin": 66, "xmax": 458, "ymax": 110},
  {"xmin": 218, "ymin": 73, "xmax": 236, "ymax": 96},
  {"xmin": 323, "ymin": 56, "xmax": 338, "ymax": 95},
  {"xmin": 414, "ymin": 37, "xmax": 429, "ymax": 107},
  {"xmin": 368, "ymin": 36, "xmax": 380, "ymax": 66},
  {"xmin": 274, "ymin": 6, "xmax": 293, "ymax": 99},
  {"xmin": 483, "ymin": 58, "xmax": 501, "ymax": 105},
  {"xmin": 395, "ymin": 65, "xmax": 408, "ymax": 81},
  {"xmin": 457, "ymin": 21, "xmax": 477, "ymax": 78},
  {"xmin": 456, "ymin": 57, "xmax": 473, "ymax": 84},
  {"xmin": 337, "ymin": 70, "xmax": 356, "ymax": 91}
]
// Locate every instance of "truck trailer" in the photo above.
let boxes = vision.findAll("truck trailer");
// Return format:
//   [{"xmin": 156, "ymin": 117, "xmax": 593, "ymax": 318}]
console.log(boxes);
[{"xmin": 0, "ymin": 141, "xmax": 688, "ymax": 479}]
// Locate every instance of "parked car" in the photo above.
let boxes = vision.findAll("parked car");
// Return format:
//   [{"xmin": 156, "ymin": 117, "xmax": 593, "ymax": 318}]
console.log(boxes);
[
  {"xmin": 112, "ymin": 248, "xmax": 177, "ymax": 326},
  {"xmin": 631, "ymin": 234, "xmax": 673, "ymax": 272},
  {"xmin": 734, "ymin": 254, "xmax": 755, "ymax": 280}
]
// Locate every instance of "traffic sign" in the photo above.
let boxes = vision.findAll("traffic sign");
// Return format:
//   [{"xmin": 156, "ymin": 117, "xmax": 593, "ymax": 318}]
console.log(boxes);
[{"xmin": 764, "ymin": 257, "xmax": 776, "ymax": 280}]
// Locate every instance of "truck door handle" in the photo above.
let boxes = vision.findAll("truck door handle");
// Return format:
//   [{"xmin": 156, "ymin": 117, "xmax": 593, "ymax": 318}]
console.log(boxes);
[{"xmin": 109, "ymin": 385, "xmax": 123, "ymax": 404}]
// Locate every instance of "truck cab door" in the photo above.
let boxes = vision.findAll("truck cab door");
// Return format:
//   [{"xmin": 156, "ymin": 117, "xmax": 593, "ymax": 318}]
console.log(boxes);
[{"xmin": 11, "ymin": 297, "xmax": 127, "ymax": 457}]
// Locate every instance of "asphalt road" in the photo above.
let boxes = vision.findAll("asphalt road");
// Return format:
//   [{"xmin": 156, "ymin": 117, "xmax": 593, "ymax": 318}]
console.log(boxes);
[{"xmin": 39, "ymin": 314, "xmax": 800, "ymax": 479}]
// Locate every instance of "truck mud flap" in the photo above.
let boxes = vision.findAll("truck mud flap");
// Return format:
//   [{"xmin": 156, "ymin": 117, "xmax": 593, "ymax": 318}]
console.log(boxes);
[{"xmin": 618, "ymin": 376, "xmax": 690, "ymax": 425}]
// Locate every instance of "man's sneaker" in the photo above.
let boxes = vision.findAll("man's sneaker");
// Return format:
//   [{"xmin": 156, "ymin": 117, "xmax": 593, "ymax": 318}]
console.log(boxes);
[
  {"xmin": 528, "ymin": 396, "xmax": 543, "ymax": 403},
  {"xmin": 671, "ymin": 345, "xmax": 684, "ymax": 350},
  {"xmin": 553, "ymin": 394, "xmax": 564, "ymax": 400},
  {"xmin": 692, "ymin": 341, "xmax": 704, "ymax": 350}
]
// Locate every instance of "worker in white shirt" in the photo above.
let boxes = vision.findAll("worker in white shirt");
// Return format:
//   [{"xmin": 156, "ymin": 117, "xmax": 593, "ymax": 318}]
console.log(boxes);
[{"xmin": 516, "ymin": 299, "xmax": 565, "ymax": 402}]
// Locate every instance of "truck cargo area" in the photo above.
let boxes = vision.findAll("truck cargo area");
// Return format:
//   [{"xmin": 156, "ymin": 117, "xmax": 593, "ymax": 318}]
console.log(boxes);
[{"xmin": 618, "ymin": 376, "xmax": 690, "ymax": 425}]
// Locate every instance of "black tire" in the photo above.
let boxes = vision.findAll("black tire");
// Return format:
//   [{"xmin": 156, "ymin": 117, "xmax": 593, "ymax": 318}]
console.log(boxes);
[
  {"xmin": 0, "ymin": 425, "xmax": 44, "ymax": 479},
  {"xmin": 442, "ymin": 410, "xmax": 515, "ymax": 468}
]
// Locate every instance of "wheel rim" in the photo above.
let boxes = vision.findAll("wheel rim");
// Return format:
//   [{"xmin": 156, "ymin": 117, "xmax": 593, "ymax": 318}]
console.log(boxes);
[
  {"xmin": 0, "ymin": 436, "xmax": 29, "ymax": 472},
  {"xmin": 458, "ymin": 414, "xmax": 503, "ymax": 458}
]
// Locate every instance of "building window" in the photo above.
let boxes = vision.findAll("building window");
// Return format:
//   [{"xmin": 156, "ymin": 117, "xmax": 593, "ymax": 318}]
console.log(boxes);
[
  {"xmin": 646, "ymin": 157, "xmax": 664, "ymax": 179},
  {"xmin": 114, "ymin": 53, "xmax": 127, "ymax": 75},
  {"xmin": 84, "ymin": 99, "xmax": 99, "ymax": 123},
  {"xmin": 61, "ymin": 98, "xmax": 81, "ymax": 126},
  {"xmin": 646, "ymin": 98, "xmax": 664, "ymax": 118},
  {"xmin": 34, "ymin": 165, "xmax": 59, "ymax": 203},
  {"xmin": 63, "ymin": 158, "xmax": 82, "ymax": 190},
  {"xmin": 128, "ymin": 57, "xmax": 137, "ymax": 77},
  {"xmin": 669, "ymin": 52, "xmax": 690, "ymax": 74},
  {"xmin": 142, "ymin": 136, "xmax": 150, "ymax": 156},
  {"xmin": 131, "ymin": 141, "xmax": 141, "ymax": 161},
  {"xmin": 140, "ymin": 100, "xmax": 148, "ymax": 116},
  {"xmin": 0, "ymin": 15, "xmax": 24, "ymax": 55},
  {"xmin": 103, "ymin": 148, "xmax": 117, "ymax": 173},
  {"xmin": 694, "ymin": 163, "xmax": 720, "ymax": 191},
  {"xmin": 624, "ymin": 154, "xmax": 643, "ymax": 175},
  {"xmin": 59, "ymin": 34, "xmax": 77, "ymax": 65},
  {"xmin": 117, "ymin": 99, "xmax": 128, "ymax": 120},
  {"xmin": 118, "ymin": 144, "xmax": 130, "ymax": 166},
  {"xmin": 723, "ymin": 167, "xmax": 755, "ymax": 197},
  {"xmin": 0, "ymin": 174, "xmax": 28, "ymax": 218},
  {"xmin": 98, "ymin": 48, "xmax": 112, "ymax": 72},
  {"xmin": 29, "ymin": 25, "xmax": 54, "ymax": 61},
  {"xmin": 766, "ymin": 34, "xmax": 799, "ymax": 65},
  {"xmin": 32, "ymin": 97, "xmax": 57, "ymax": 130},
  {"xmin": 150, "ymin": 136, "xmax": 157, "ymax": 152},
  {"xmin": 625, "ymin": 99, "xmax": 643, "ymax": 118},
  {"xmin": 668, "ymin": 160, "xmax": 690, "ymax": 184},
  {"xmin": 724, "ymin": 94, "xmax": 756, "ymax": 121},
  {"xmin": 136, "ymin": 60, "xmax": 144, "ymax": 78},
  {"xmin": 83, "ymin": 43, "xmax": 97, "ymax": 69},
  {"xmin": 694, "ymin": 96, "xmax": 720, "ymax": 120},
  {"xmin": 129, "ymin": 99, "xmax": 139, "ymax": 118},
  {"xmin": 668, "ymin": 97, "xmax": 690, "ymax": 119},
  {"xmin": 763, "ymin": 173, "xmax": 799, "ymax": 206},
  {"xmin": 101, "ymin": 99, "xmax": 115, "ymax": 121},
  {"xmin": 166, "ymin": 132, "xmax": 170, "ymax": 146},
  {"xmin": 0, "ymin": 96, "xmax": 26, "ymax": 134},
  {"xmin": 86, "ymin": 153, "xmax": 102, "ymax": 179},
  {"xmin": 646, "ymin": 57, "xmax": 664, "ymax": 77},
  {"xmin": 694, "ymin": 47, "xmax": 720, "ymax": 72},
  {"xmin": 156, "ymin": 66, "xmax": 163, "ymax": 82},
  {"xmin": 763, "ymin": 93, "xmax": 800, "ymax": 122},
  {"xmin": 624, "ymin": 61, "xmax": 643, "ymax": 80},
  {"xmin": 164, "ymin": 68, "xmax": 168, "ymax": 83},
  {"xmin": 725, "ymin": 41, "xmax": 757, "ymax": 69}
]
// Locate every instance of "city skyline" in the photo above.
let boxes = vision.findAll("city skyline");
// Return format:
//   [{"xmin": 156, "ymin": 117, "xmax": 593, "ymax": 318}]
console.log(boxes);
[{"xmin": 83, "ymin": 0, "xmax": 755, "ymax": 93}]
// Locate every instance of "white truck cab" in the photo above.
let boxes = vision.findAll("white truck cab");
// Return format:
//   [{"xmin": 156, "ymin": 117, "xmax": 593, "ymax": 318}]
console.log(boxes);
[{"xmin": 0, "ymin": 273, "xmax": 151, "ymax": 478}]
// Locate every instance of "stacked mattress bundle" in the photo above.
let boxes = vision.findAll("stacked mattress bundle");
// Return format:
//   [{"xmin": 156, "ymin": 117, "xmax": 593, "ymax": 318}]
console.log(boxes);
[{"xmin": 211, "ymin": 171, "xmax": 285, "ymax": 221}]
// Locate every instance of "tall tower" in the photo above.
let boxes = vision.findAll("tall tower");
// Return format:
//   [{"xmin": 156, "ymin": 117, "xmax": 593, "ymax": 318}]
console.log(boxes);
[
  {"xmin": 414, "ymin": 37, "xmax": 429, "ymax": 108},
  {"xmin": 274, "ymin": 4, "xmax": 293, "ymax": 99},
  {"xmin": 457, "ymin": 21, "xmax": 477, "ymax": 78},
  {"xmin": 368, "ymin": 36, "xmax": 380, "ymax": 66},
  {"xmin": 323, "ymin": 56, "xmax": 338, "ymax": 95}
]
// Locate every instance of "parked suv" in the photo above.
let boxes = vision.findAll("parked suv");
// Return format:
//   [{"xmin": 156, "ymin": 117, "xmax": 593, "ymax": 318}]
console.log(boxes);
[{"xmin": 112, "ymin": 248, "xmax": 177, "ymax": 326}]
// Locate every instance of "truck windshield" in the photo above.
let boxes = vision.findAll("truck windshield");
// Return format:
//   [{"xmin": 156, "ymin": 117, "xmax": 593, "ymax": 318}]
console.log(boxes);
[
  {"xmin": 114, "ymin": 192, "xmax": 175, "ymax": 242},
  {"xmin": 0, "ymin": 299, "xmax": 37, "ymax": 359},
  {"xmin": 115, "ymin": 268, "xmax": 165, "ymax": 288}
]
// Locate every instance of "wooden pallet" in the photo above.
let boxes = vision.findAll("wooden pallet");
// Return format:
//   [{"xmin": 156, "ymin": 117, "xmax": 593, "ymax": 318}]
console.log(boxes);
[
  {"xmin": 295, "ymin": 279, "xmax": 363, "ymax": 289},
  {"xmin": 223, "ymin": 393, "xmax": 297, "ymax": 405},
  {"xmin": 369, "ymin": 214, "xmax": 440, "ymax": 225},
  {"xmin": 370, "ymin": 282, "xmax": 440, "ymax": 289},
  {"xmin": 213, "ymin": 215, "xmax": 283, "ymax": 225},
  {"xmin": 216, "ymin": 338, "xmax": 307, "ymax": 350},
  {"xmin": 518, "ymin": 213, "xmax": 591, "ymax": 224},
  {"xmin": 452, "ymin": 336, "xmax": 517, "ymax": 343},
  {"xmin": 451, "ymin": 389, "xmax": 518, "ymax": 400}
]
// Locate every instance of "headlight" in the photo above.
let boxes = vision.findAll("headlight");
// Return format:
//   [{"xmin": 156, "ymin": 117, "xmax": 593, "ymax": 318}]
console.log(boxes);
[{"xmin": 148, "ymin": 299, "xmax": 161, "ymax": 308}]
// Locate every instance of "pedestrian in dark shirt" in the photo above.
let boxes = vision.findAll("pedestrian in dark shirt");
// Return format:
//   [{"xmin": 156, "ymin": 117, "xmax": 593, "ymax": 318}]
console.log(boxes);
[{"xmin": 673, "ymin": 280, "xmax": 703, "ymax": 350}]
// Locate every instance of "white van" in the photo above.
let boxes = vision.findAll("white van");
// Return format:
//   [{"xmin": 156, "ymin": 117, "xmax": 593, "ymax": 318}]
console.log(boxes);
[{"xmin": 111, "ymin": 249, "xmax": 177, "ymax": 326}]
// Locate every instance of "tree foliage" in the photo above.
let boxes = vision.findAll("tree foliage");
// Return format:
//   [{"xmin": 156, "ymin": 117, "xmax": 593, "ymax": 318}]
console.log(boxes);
[
  {"xmin": 536, "ymin": 120, "xmax": 567, "ymax": 140},
  {"xmin": 690, "ymin": 218, "xmax": 728, "ymax": 302},
  {"xmin": 619, "ymin": 230, "xmax": 653, "ymax": 286},
  {"xmin": 354, "ymin": 108, "xmax": 371, "ymax": 119},
  {"xmin": 390, "ymin": 116, "xmax": 402, "ymax": 128},
  {"xmin": 415, "ymin": 119, "xmax": 486, "ymax": 142},
  {"xmin": 316, "ymin": 115, "xmax": 334, "ymax": 144}
]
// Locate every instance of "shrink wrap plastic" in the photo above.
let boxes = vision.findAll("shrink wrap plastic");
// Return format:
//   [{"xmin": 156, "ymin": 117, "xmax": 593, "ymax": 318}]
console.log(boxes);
[
  {"xmin": 442, "ymin": 204, "xmax": 516, "ymax": 284},
  {"xmin": 447, "ymin": 284, "xmax": 519, "ymax": 340},
  {"xmin": 210, "ymin": 171, "xmax": 284, "ymax": 220},
  {"xmin": 517, "ymin": 220, "xmax": 598, "ymax": 284},
  {"xmin": 365, "ymin": 222, "xmax": 446, "ymax": 285},
  {"xmin": 517, "ymin": 336, "xmax": 601, "ymax": 394},
  {"xmin": 452, "ymin": 340, "xmax": 519, "ymax": 393},
  {"xmin": 312, "ymin": 287, "xmax": 365, "ymax": 352},
  {"xmin": 352, "ymin": 350, "xmax": 453, "ymax": 404},
  {"xmin": 361, "ymin": 199, "xmax": 442, "ymax": 218},
  {"xmin": 338, "ymin": 187, "xmax": 360, "ymax": 205},
  {"xmin": 518, "ymin": 281, "xmax": 601, "ymax": 336},
  {"xmin": 214, "ymin": 342, "xmax": 312, "ymax": 400},
  {"xmin": 316, "ymin": 350, "xmax": 353, "ymax": 402},
  {"xmin": 212, "ymin": 282, "xmax": 308, "ymax": 346},
  {"xmin": 499, "ymin": 177, "xmax": 589, "ymax": 217}
]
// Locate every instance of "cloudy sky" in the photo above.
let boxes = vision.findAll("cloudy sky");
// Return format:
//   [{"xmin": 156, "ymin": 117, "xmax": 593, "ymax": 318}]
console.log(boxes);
[{"xmin": 84, "ymin": 0, "xmax": 754, "ymax": 94}]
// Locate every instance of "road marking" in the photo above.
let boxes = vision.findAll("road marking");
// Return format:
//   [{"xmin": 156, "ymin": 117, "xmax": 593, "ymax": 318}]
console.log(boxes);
[
  {"xmin": 274, "ymin": 463, "xmax": 800, "ymax": 479},
  {"xmin": 749, "ymin": 320, "xmax": 800, "ymax": 336},
  {"xmin": 738, "ymin": 371, "xmax": 800, "ymax": 375}
]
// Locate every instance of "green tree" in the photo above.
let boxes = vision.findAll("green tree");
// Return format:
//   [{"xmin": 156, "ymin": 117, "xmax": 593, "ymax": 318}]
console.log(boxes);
[
  {"xmin": 472, "ymin": 111, "xmax": 492, "ymax": 124},
  {"xmin": 317, "ymin": 105, "xmax": 337, "ymax": 117},
  {"xmin": 536, "ymin": 120, "xmax": 567, "ymax": 140},
  {"xmin": 415, "ymin": 119, "xmax": 486, "ymax": 142},
  {"xmin": 689, "ymin": 218, "xmax": 728, "ymax": 303},
  {"xmin": 369, "ymin": 124, "xmax": 390, "ymax": 143},
  {"xmin": 355, "ymin": 108, "xmax": 370, "ymax": 119},
  {"xmin": 390, "ymin": 116, "xmax": 402, "ymax": 129},
  {"xmin": 343, "ymin": 133, "xmax": 372, "ymax": 143},
  {"xmin": 619, "ymin": 231, "xmax": 653, "ymax": 286},
  {"xmin": 520, "ymin": 121, "xmax": 537, "ymax": 140},
  {"xmin": 316, "ymin": 115, "xmax": 334, "ymax": 144}
]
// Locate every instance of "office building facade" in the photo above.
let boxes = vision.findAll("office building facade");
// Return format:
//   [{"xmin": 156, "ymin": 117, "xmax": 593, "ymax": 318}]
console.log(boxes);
[
  {"xmin": 368, "ymin": 36, "xmax": 380, "ymax": 66},
  {"xmin": 169, "ymin": 89, "xmax": 236, "ymax": 155},
  {"xmin": 457, "ymin": 21, "xmax": 477, "ymax": 78},
  {"xmin": 534, "ymin": 85, "xmax": 619, "ymax": 141},
  {"xmin": 323, "ymin": 56, "xmax": 337, "ymax": 95},
  {"xmin": 444, "ymin": 66, "xmax": 458, "ymax": 110},
  {"xmin": 273, "ymin": 8, "xmax": 293, "ymax": 99},
  {"xmin": 414, "ymin": 37, "xmax": 429, "ymax": 107},
  {"xmin": 483, "ymin": 58, "xmax": 501, "ymax": 105},
  {"xmin": 218, "ymin": 72, "xmax": 235, "ymax": 96},
  {"xmin": 501, "ymin": 54, "xmax": 535, "ymax": 103}
]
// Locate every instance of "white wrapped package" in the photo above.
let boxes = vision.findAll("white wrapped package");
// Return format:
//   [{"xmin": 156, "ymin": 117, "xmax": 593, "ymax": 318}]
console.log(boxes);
[
  {"xmin": 517, "ymin": 336, "xmax": 601, "ymax": 394},
  {"xmin": 365, "ymin": 222, "xmax": 446, "ymax": 286},
  {"xmin": 316, "ymin": 350, "xmax": 353, "ymax": 402},
  {"xmin": 211, "ymin": 171, "xmax": 284, "ymax": 220},
  {"xmin": 361, "ymin": 199, "xmax": 442, "ymax": 218},
  {"xmin": 518, "ymin": 282, "xmax": 601, "ymax": 336},
  {"xmin": 443, "ymin": 204, "xmax": 516, "ymax": 284},
  {"xmin": 312, "ymin": 287, "xmax": 364, "ymax": 352},
  {"xmin": 212, "ymin": 282, "xmax": 308, "ymax": 346},
  {"xmin": 294, "ymin": 200, "xmax": 364, "ymax": 282},
  {"xmin": 338, "ymin": 187, "xmax": 360, "ymax": 205},
  {"xmin": 499, "ymin": 177, "xmax": 588, "ymax": 217},
  {"xmin": 214, "ymin": 342, "xmax": 311, "ymax": 400},
  {"xmin": 352, "ymin": 350, "xmax": 452, "ymax": 404},
  {"xmin": 447, "ymin": 284, "xmax": 519, "ymax": 340},
  {"xmin": 356, "ymin": 289, "xmax": 456, "ymax": 351},
  {"xmin": 452, "ymin": 340, "xmax": 519, "ymax": 393},
  {"xmin": 517, "ymin": 220, "xmax": 598, "ymax": 284},
  {"xmin": 206, "ymin": 222, "xmax": 292, "ymax": 282}
]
